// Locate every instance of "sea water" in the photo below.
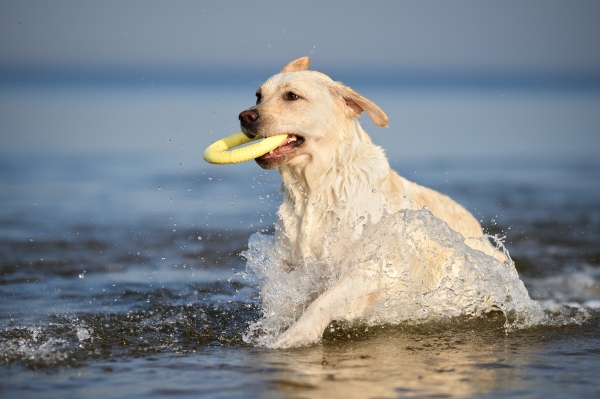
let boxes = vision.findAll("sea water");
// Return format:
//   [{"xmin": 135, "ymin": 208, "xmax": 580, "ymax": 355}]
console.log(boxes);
[{"xmin": 1, "ymin": 84, "xmax": 600, "ymax": 398}]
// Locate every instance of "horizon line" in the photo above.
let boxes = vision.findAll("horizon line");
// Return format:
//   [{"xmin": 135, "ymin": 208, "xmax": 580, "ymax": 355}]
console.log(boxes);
[{"xmin": 1, "ymin": 66, "xmax": 600, "ymax": 91}]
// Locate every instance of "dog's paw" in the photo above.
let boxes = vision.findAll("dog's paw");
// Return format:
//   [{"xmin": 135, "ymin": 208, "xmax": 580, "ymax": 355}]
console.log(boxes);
[
  {"xmin": 270, "ymin": 302, "xmax": 332, "ymax": 348},
  {"xmin": 271, "ymin": 323, "xmax": 322, "ymax": 349}
]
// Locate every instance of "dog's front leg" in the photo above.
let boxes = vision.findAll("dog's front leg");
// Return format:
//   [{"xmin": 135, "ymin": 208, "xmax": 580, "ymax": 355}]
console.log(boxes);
[{"xmin": 271, "ymin": 266, "xmax": 380, "ymax": 348}]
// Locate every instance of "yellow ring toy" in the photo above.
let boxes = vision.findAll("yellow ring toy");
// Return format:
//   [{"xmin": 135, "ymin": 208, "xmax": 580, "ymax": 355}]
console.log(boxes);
[{"xmin": 203, "ymin": 132, "xmax": 288, "ymax": 165}]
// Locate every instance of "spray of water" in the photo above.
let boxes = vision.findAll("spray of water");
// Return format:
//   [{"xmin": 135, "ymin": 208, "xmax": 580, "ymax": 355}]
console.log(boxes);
[{"xmin": 242, "ymin": 208, "xmax": 547, "ymax": 346}]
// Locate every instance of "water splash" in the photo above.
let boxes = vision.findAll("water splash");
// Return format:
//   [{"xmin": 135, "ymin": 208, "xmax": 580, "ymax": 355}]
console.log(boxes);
[
  {"xmin": 242, "ymin": 208, "xmax": 547, "ymax": 346},
  {"xmin": 0, "ymin": 299, "xmax": 259, "ymax": 368}
]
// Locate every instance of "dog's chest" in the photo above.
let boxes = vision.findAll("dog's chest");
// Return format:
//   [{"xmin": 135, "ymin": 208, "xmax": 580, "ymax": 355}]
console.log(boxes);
[{"xmin": 277, "ymin": 193, "xmax": 387, "ymax": 263}]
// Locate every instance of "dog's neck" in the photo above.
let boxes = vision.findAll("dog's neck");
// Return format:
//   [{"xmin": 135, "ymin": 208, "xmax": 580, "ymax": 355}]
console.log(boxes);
[
  {"xmin": 276, "ymin": 120, "xmax": 396, "ymax": 261},
  {"xmin": 280, "ymin": 120, "xmax": 388, "ymax": 192}
]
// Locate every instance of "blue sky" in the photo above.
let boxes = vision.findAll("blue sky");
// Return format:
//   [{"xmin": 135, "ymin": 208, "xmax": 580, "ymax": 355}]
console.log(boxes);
[{"xmin": 2, "ymin": 0, "xmax": 599, "ymax": 75}]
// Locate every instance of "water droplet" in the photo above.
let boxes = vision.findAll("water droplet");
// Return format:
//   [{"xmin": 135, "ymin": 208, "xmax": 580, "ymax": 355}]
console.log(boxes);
[
  {"xmin": 29, "ymin": 238, "xmax": 34, "ymax": 242},
  {"xmin": 158, "ymin": 187, "xmax": 162, "ymax": 190},
  {"xmin": 79, "ymin": 273, "xmax": 85, "ymax": 279},
  {"xmin": 197, "ymin": 236, "xmax": 202, "ymax": 240},
  {"xmin": 76, "ymin": 328, "xmax": 90, "ymax": 341}
]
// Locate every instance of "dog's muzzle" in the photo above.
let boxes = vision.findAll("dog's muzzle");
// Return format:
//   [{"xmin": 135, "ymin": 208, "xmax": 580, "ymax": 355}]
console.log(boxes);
[{"xmin": 239, "ymin": 109, "xmax": 260, "ymax": 138}]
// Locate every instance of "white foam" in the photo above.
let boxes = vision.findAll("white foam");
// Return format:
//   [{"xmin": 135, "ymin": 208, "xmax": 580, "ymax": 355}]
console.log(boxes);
[{"xmin": 524, "ymin": 266, "xmax": 600, "ymax": 307}]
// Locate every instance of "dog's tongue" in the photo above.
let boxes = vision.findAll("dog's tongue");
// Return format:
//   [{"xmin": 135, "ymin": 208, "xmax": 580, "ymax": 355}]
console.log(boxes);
[{"xmin": 265, "ymin": 135, "xmax": 296, "ymax": 157}]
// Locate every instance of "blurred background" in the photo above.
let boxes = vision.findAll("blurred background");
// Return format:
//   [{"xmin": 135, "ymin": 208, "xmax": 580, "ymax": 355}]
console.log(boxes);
[
  {"xmin": 0, "ymin": 0, "xmax": 599, "ymax": 242},
  {"xmin": 1, "ymin": 0, "xmax": 599, "ymax": 160}
]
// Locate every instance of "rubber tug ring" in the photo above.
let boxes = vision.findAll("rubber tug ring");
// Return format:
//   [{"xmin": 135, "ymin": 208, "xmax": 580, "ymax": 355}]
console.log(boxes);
[{"xmin": 203, "ymin": 132, "xmax": 288, "ymax": 165}]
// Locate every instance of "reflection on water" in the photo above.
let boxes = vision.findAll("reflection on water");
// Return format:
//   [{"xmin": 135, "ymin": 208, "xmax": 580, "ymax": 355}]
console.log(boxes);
[
  {"xmin": 265, "ymin": 320, "xmax": 522, "ymax": 398},
  {"xmin": 260, "ymin": 318, "xmax": 600, "ymax": 399}
]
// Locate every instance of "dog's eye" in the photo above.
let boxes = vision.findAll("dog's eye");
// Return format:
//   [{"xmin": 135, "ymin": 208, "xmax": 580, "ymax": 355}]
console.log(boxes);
[
  {"xmin": 255, "ymin": 91, "xmax": 262, "ymax": 104},
  {"xmin": 285, "ymin": 92, "xmax": 300, "ymax": 101}
]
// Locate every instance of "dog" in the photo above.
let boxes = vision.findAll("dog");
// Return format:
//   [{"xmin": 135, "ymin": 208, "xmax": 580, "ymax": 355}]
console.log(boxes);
[{"xmin": 239, "ymin": 57, "xmax": 507, "ymax": 348}]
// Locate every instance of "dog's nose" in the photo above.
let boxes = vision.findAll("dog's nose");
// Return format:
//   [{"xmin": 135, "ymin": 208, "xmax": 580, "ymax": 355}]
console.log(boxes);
[{"xmin": 239, "ymin": 109, "xmax": 259, "ymax": 128}]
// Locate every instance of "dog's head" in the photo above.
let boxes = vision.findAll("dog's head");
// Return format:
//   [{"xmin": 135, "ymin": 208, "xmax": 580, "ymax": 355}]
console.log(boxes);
[{"xmin": 239, "ymin": 57, "xmax": 388, "ymax": 170}]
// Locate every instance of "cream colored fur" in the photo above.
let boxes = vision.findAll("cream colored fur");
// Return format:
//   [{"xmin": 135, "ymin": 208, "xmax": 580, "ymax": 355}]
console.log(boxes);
[{"xmin": 240, "ymin": 57, "xmax": 505, "ymax": 348}]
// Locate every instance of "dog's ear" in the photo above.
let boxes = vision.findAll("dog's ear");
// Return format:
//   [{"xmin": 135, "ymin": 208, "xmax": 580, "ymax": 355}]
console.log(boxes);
[
  {"xmin": 281, "ymin": 57, "xmax": 311, "ymax": 73},
  {"xmin": 336, "ymin": 85, "xmax": 389, "ymax": 127}
]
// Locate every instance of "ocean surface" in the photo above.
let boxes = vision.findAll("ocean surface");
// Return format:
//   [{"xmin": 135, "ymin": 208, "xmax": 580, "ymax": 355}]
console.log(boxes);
[{"xmin": 1, "ymin": 80, "xmax": 600, "ymax": 398}]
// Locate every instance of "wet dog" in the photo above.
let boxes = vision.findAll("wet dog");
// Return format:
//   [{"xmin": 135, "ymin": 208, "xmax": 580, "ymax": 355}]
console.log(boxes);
[{"xmin": 239, "ymin": 57, "xmax": 505, "ymax": 348}]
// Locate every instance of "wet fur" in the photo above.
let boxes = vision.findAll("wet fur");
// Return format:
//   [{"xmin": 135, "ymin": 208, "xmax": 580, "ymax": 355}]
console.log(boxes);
[{"xmin": 240, "ymin": 57, "xmax": 505, "ymax": 348}]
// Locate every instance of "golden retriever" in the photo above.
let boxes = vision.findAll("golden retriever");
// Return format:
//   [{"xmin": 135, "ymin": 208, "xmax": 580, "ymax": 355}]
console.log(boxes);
[{"xmin": 239, "ymin": 57, "xmax": 506, "ymax": 348}]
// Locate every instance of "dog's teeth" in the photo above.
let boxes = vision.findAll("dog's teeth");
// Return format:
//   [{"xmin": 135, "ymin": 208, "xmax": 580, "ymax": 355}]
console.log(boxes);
[{"xmin": 289, "ymin": 136, "xmax": 297, "ymax": 142}]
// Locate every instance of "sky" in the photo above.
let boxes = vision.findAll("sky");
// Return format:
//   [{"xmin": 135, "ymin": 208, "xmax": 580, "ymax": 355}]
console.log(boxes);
[
  {"xmin": 1, "ymin": 0, "xmax": 600, "ymax": 75},
  {"xmin": 0, "ymin": 0, "xmax": 599, "ymax": 159}
]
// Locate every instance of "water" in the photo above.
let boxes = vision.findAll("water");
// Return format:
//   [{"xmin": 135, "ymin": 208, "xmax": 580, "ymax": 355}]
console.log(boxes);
[{"xmin": 1, "ymin": 85, "xmax": 600, "ymax": 398}]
